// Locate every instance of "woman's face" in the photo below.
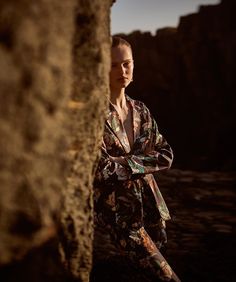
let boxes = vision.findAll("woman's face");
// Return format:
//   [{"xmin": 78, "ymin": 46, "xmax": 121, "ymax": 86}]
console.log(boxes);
[{"xmin": 110, "ymin": 44, "xmax": 134, "ymax": 91}]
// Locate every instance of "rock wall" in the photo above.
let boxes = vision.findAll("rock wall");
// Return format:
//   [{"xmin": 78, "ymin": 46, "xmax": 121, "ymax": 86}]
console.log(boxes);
[
  {"xmin": 119, "ymin": 0, "xmax": 236, "ymax": 171},
  {"xmin": 61, "ymin": 1, "xmax": 111, "ymax": 281},
  {"xmin": 0, "ymin": 0, "xmax": 112, "ymax": 281}
]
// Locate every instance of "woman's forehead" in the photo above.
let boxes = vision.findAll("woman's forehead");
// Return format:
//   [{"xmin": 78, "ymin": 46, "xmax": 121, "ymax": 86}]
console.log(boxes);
[{"xmin": 111, "ymin": 45, "xmax": 133, "ymax": 62}]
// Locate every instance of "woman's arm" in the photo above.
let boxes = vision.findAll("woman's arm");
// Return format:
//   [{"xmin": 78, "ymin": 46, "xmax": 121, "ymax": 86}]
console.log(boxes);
[
  {"xmin": 121, "ymin": 115, "xmax": 173, "ymax": 175},
  {"xmin": 126, "ymin": 129, "xmax": 173, "ymax": 175},
  {"xmin": 96, "ymin": 132, "xmax": 173, "ymax": 183},
  {"xmin": 95, "ymin": 147, "xmax": 132, "ymax": 182}
]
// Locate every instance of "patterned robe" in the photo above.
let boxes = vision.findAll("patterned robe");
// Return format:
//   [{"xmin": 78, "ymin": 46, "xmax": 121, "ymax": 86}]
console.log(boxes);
[{"xmin": 93, "ymin": 95, "xmax": 176, "ymax": 280}]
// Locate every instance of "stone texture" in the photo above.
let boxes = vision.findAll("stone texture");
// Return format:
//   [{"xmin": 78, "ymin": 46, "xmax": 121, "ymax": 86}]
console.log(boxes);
[
  {"xmin": 60, "ymin": 0, "xmax": 112, "ymax": 281},
  {"xmin": 0, "ymin": 0, "xmax": 112, "ymax": 281},
  {"xmin": 0, "ymin": 0, "xmax": 76, "ymax": 266}
]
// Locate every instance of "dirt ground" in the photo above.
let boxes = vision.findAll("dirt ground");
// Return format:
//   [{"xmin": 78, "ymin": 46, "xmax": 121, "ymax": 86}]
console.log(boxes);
[{"xmin": 158, "ymin": 169, "xmax": 236, "ymax": 282}]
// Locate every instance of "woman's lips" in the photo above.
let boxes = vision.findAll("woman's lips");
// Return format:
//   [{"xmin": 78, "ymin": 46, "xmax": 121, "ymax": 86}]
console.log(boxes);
[{"xmin": 118, "ymin": 77, "xmax": 128, "ymax": 81}]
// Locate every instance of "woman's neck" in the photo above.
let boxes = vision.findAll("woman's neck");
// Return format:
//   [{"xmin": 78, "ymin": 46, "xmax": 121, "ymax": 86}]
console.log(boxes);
[{"xmin": 110, "ymin": 88, "xmax": 126, "ymax": 108}]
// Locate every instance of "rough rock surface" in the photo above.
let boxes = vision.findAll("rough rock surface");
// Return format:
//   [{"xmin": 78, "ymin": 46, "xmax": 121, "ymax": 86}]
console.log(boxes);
[
  {"xmin": 61, "ymin": 1, "xmax": 111, "ymax": 281},
  {"xmin": 0, "ymin": 0, "xmax": 76, "ymax": 266},
  {"xmin": 0, "ymin": 0, "xmax": 112, "ymax": 281}
]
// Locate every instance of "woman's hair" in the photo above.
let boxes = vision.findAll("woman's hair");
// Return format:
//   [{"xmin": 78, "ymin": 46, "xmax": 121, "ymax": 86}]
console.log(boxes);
[{"xmin": 112, "ymin": 36, "xmax": 132, "ymax": 50}]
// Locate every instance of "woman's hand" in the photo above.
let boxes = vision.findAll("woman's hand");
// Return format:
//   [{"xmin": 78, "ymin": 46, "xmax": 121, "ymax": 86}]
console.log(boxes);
[{"xmin": 109, "ymin": 156, "xmax": 128, "ymax": 166}]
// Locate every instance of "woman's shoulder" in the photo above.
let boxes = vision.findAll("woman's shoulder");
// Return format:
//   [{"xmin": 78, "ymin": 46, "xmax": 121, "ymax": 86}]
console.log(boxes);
[{"xmin": 126, "ymin": 94, "xmax": 150, "ymax": 112}]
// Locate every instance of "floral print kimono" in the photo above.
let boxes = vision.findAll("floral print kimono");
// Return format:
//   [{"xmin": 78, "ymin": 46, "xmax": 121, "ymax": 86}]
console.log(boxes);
[{"xmin": 93, "ymin": 95, "xmax": 179, "ymax": 281}]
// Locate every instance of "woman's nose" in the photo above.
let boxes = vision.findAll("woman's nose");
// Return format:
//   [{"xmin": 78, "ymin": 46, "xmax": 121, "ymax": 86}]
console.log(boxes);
[{"xmin": 118, "ymin": 64, "xmax": 125, "ymax": 74}]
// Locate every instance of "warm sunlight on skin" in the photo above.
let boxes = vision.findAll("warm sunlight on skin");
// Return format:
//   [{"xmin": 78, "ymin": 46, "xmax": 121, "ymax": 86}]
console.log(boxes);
[
  {"xmin": 110, "ymin": 45, "xmax": 134, "ymax": 94},
  {"xmin": 109, "ymin": 43, "xmax": 135, "ymax": 160}
]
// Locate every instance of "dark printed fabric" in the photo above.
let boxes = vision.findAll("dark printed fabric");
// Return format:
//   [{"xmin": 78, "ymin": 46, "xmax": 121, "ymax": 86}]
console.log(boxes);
[{"xmin": 93, "ymin": 95, "xmax": 175, "ymax": 280}]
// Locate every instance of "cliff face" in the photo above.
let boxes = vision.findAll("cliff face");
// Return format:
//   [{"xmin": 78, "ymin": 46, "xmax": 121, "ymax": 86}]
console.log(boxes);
[
  {"xmin": 0, "ymin": 0, "xmax": 112, "ymax": 281},
  {"xmin": 120, "ymin": 0, "xmax": 236, "ymax": 171}
]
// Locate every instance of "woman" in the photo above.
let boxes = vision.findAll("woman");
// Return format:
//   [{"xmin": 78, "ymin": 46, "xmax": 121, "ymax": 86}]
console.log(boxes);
[{"xmin": 92, "ymin": 36, "xmax": 180, "ymax": 282}]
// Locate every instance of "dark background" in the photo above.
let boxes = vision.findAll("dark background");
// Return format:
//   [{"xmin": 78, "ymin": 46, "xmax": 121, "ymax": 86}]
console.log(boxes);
[
  {"xmin": 114, "ymin": 0, "xmax": 236, "ymax": 281},
  {"xmin": 119, "ymin": 0, "xmax": 236, "ymax": 172}
]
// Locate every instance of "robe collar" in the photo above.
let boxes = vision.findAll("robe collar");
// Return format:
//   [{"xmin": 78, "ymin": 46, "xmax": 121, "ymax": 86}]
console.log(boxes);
[{"xmin": 106, "ymin": 95, "xmax": 140, "ymax": 154}]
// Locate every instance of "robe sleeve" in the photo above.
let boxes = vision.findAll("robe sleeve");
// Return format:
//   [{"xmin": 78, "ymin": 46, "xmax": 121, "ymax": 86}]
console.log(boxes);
[
  {"xmin": 125, "ymin": 111, "xmax": 173, "ymax": 175},
  {"xmin": 95, "ymin": 145, "xmax": 132, "ymax": 183}
]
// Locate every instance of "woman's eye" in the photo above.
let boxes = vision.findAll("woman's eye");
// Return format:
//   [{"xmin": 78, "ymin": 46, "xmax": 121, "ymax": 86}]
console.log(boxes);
[
  {"xmin": 111, "ymin": 61, "xmax": 132, "ymax": 68},
  {"xmin": 124, "ymin": 61, "xmax": 133, "ymax": 68}
]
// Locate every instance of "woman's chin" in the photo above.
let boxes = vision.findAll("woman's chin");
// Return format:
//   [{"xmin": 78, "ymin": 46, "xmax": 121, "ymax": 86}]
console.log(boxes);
[
  {"xmin": 110, "ymin": 81, "xmax": 130, "ymax": 90},
  {"xmin": 119, "ymin": 81, "xmax": 130, "ymax": 88}
]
